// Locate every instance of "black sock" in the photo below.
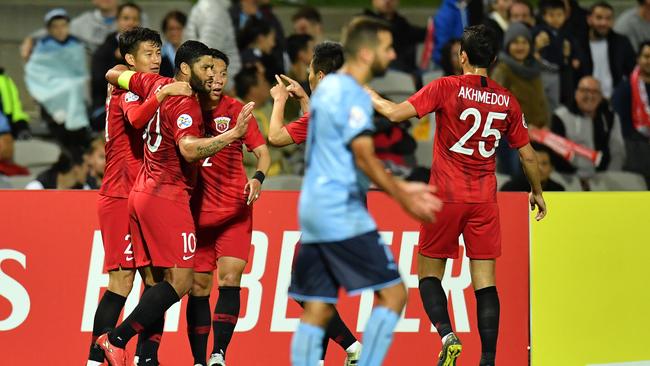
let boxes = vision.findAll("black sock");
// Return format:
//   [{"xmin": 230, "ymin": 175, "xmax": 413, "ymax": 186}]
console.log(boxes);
[
  {"xmin": 138, "ymin": 286, "xmax": 165, "ymax": 366},
  {"xmin": 89, "ymin": 290, "xmax": 127, "ymax": 362},
  {"xmin": 476, "ymin": 286, "xmax": 499, "ymax": 363},
  {"xmin": 211, "ymin": 286, "xmax": 241, "ymax": 357},
  {"xmin": 325, "ymin": 309, "xmax": 357, "ymax": 350},
  {"xmin": 109, "ymin": 281, "xmax": 179, "ymax": 349},
  {"xmin": 419, "ymin": 277, "xmax": 453, "ymax": 338},
  {"xmin": 187, "ymin": 295, "xmax": 211, "ymax": 365},
  {"xmin": 135, "ymin": 285, "xmax": 152, "ymax": 359}
]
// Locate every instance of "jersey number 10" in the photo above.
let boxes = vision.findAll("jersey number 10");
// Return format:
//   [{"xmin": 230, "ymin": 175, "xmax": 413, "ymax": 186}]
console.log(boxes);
[{"xmin": 450, "ymin": 107, "xmax": 506, "ymax": 158}]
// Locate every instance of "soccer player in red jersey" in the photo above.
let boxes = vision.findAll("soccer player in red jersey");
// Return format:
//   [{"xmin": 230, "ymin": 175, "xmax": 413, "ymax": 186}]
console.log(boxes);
[
  {"xmin": 268, "ymin": 41, "xmax": 344, "ymax": 147},
  {"xmin": 96, "ymin": 40, "xmax": 254, "ymax": 366},
  {"xmin": 184, "ymin": 49, "xmax": 270, "ymax": 366},
  {"xmin": 90, "ymin": 27, "xmax": 192, "ymax": 366},
  {"xmin": 268, "ymin": 42, "xmax": 363, "ymax": 366},
  {"xmin": 370, "ymin": 25, "xmax": 547, "ymax": 366}
]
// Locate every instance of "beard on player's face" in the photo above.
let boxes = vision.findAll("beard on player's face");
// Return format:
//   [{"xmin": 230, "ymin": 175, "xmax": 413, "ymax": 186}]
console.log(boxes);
[
  {"xmin": 189, "ymin": 72, "xmax": 212, "ymax": 95},
  {"xmin": 370, "ymin": 56, "xmax": 388, "ymax": 78}
]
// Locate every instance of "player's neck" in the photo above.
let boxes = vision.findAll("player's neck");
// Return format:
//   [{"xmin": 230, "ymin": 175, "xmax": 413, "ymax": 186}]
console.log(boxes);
[
  {"xmin": 462, "ymin": 66, "xmax": 489, "ymax": 78},
  {"xmin": 339, "ymin": 62, "xmax": 371, "ymax": 85}
]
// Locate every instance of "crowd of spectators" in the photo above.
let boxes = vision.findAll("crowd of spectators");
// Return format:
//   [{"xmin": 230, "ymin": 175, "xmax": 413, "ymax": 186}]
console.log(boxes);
[{"xmin": 0, "ymin": 0, "xmax": 648, "ymax": 191}]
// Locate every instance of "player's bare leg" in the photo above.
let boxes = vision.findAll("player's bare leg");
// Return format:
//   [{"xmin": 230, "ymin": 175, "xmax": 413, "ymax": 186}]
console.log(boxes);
[
  {"xmin": 470, "ymin": 259, "xmax": 499, "ymax": 366},
  {"xmin": 88, "ymin": 268, "xmax": 135, "ymax": 365},
  {"xmin": 418, "ymin": 255, "xmax": 462, "ymax": 365}
]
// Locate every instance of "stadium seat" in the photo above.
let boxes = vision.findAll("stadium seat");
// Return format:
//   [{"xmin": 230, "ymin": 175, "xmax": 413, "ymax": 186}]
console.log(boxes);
[
  {"xmin": 14, "ymin": 139, "xmax": 60, "ymax": 169},
  {"xmin": 422, "ymin": 70, "xmax": 443, "ymax": 85},
  {"xmin": 263, "ymin": 175, "xmax": 303, "ymax": 190},
  {"xmin": 590, "ymin": 171, "xmax": 647, "ymax": 191},
  {"xmin": 550, "ymin": 172, "xmax": 582, "ymax": 191},
  {"xmin": 369, "ymin": 70, "xmax": 416, "ymax": 102},
  {"xmin": 496, "ymin": 173, "xmax": 511, "ymax": 189},
  {"xmin": 3, "ymin": 174, "xmax": 36, "ymax": 189},
  {"xmin": 415, "ymin": 139, "xmax": 433, "ymax": 167}
]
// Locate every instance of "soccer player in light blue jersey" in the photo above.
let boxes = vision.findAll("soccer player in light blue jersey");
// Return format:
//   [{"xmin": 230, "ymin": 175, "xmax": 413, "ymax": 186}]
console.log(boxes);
[{"xmin": 288, "ymin": 16, "xmax": 443, "ymax": 366}]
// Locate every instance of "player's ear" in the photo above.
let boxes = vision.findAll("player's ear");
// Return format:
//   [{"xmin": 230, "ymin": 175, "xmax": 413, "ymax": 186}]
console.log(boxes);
[
  {"xmin": 317, "ymin": 70, "xmax": 325, "ymax": 81},
  {"xmin": 180, "ymin": 61, "xmax": 191, "ymax": 76},
  {"xmin": 124, "ymin": 53, "xmax": 136, "ymax": 68},
  {"xmin": 358, "ymin": 46, "xmax": 374, "ymax": 66}
]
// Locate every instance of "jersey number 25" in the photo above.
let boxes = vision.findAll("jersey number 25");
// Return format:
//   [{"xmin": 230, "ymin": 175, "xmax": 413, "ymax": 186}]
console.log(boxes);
[{"xmin": 450, "ymin": 107, "xmax": 506, "ymax": 158}]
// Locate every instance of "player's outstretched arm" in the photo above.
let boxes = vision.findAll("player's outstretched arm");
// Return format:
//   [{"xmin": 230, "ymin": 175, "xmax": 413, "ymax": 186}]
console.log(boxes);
[
  {"xmin": 366, "ymin": 87, "xmax": 418, "ymax": 123},
  {"xmin": 268, "ymin": 76, "xmax": 295, "ymax": 147},
  {"xmin": 518, "ymin": 143, "xmax": 547, "ymax": 221},
  {"xmin": 179, "ymin": 102, "xmax": 255, "ymax": 162},
  {"xmin": 245, "ymin": 144, "xmax": 271, "ymax": 205},
  {"xmin": 125, "ymin": 82, "xmax": 192, "ymax": 129},
  {"xmin": 350, "ymin": 135, "xmax": 442, "ymax": 222}
]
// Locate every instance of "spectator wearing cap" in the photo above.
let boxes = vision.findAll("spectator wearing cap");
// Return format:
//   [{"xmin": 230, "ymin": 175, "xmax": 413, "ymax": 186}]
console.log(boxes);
[
  {"xmin": 90, "ymin": 2, "xmax": 142, "ymax": 131},
  {"xmin": 292, "ymin": 6, "xmax": 324, "ymax": 44},
  {"xmin": 184, "ymin": 0, "xmax": 242, "ymax": 78},
  {"xmin": 21, "ymin": 0, "xmax": 119, "ymax": 60},
  {"xmin": 501, "ymin": 144, "xmax": 566, "ymax": 191},
  {"xmin": 160, "ymin": 10, "xmax": 186, "ymax": 77},
  {"xmin": 614, "ymin": 0, "xmax": 650, "ymax": 52},
  {"xmin": 551, "ymin": 76, "xmax": 626, "ymax": 180},
  {"xmin": 363, "ymin": 0, "xmax": 426, "ymax": 74},
  {"xmin": 24, "ymin": 8, "xmax": 90, "ymax": 149}
]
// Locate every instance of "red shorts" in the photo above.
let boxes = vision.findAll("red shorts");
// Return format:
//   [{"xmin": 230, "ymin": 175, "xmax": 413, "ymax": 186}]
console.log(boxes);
[
  {"xmin": 419, "ymin": 202, "xmax": 501, "ymax": 259},
  {"xmin": 97, "ymin": 195, "xmax": 143, "ymax": 271},
  {"xmin": 193, "ymin": 206, "xmax": 253, "ymax": 272},
  {"xmin": 128, "ymin": 191, "xmax": 196, "ymax": 268}
]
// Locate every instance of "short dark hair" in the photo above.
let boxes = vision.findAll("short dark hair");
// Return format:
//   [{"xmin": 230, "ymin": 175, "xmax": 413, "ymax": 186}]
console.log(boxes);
[
  {"xmin": 287, "ymin": 34, "xmax": 313, "ymax": 63},
  {"xmin": 341, "ymin": 16, "xmax": 392, "ymax": 57},
  {"xmin": 638, "ymin": 41, "xmax": 650, "ymax": 57},
  {"xmin": 234, "ymin": 66, "xmax": 261, "ymax": 99},
  {"xmin": 237, "ymin": 18, "xmax": 273, "ymax": 50},
  {"xmin": 175, "ymin": 40, "xmax": 211, "ymax": 70},
  {"xmin": 210, "ymin": 48, "xmax": 230, "ymax": 67},
  {"xmin": 53, "ymin": 148, "xmax": 85, "ymax": 174},
  {"xmin": 531, "ymin": 142, "xmax": 553, "ymax": 159},
  {"xmin": 539, "ymin": 0, "xmax": 565, "ymax": 15},
  {"xmin": 460, "ymin": 25, "xmax": 498, "ymax": 68},
  {"xmin": 117, "ymin": 2, "xmax": 141, "ymax": 18},
  {"xmin": 292, "ymin": 6, "xmax": 322, "ymax": 24},
  {"xmin": 161, "ymin": 10, "xmax": 187, "ymax": 33},
  {"xmin": 119, "ymin": 27, "xmax": 162, "ymax": 59},
  {"xmin": 507, "ymin": 0, "xmax": 534, "ymax": 19},
  {"xmin": 589, "ymin": 1, "xmax": 614, "ymax": 14},
  {"xmin": 312, "ymin": 41, "xmax": 344, "ymax": 75}
]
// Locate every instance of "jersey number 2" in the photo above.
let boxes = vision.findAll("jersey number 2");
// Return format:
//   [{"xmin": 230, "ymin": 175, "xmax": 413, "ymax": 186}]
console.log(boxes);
[{"xmin": 449, "ymin": 107, "xmax": 505, "ymax": 158}]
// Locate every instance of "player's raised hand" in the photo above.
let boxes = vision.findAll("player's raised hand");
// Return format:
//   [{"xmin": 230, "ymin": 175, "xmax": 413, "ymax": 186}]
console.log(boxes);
[
  {"xmin": 234, "ymin": 101, "xmax": 255, "ymax": 138},
  {"xmin": 245, "ymin": 178, "xmax": 262, "ymax": 205},
  {"xmin": 529, "ymin": 192, "xmax": 547, "ymax": 221},
  {"xmin": 396, "ymin": 181, "xmax": 443, "ymax": 223},
  {"xmin": 271, "ymin": 75, "xmax": 289, "ymax": 102},
  {"xmin": 161, "ymin": 81, "xmax": 193, "ymax": 97},
  {"xmin": 279, "ymin": 74, "xmax": 308, "ymax": 100}
]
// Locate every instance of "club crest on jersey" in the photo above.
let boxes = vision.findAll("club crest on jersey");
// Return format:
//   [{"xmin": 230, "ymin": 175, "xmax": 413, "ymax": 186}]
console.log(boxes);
[
  {"xmin": 177, "ymin": 114, "xmax": 193, "ymax": 129},
  {"xmin": 214, "ymin": 116, "xmax": 231, "ymax": 133},
  {"xmin": 124, "ymin": 92, "xmax": 140, "ymax": 103}
]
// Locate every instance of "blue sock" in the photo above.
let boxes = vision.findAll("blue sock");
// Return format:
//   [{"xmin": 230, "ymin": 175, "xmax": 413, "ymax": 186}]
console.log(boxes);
[
  {"xmin": 359, "ymin": 306, "xmax": 400, "ymax": 366},
  {"xmin": 291, "ymin": 322, "xmax": 325, "ymax": 366}
]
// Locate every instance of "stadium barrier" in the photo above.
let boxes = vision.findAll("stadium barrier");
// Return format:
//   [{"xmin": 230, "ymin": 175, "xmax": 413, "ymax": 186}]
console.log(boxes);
[
  {"xmin": 531, "ymin": 192, "xmax": 650, "ymax": 365},
  {"xmin": 0, "ymin": 191, "xmax": 529, "ymax": 365}
]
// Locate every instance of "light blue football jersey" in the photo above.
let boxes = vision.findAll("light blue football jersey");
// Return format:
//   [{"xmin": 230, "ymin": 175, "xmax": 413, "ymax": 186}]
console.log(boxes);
[{"xmin": 298, "ymin": 73, "xmax": 378, "ymax": 243}]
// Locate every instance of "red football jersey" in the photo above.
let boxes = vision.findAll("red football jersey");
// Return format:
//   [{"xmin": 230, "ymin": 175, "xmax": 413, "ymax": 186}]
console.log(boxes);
[
  {"xmin": 285, "ymin": 112, "xmax": 310, "ymax": 145},
  {"xmin": 128, "ymin": 72, "xmax": 203, "ymax": 203},
  {"xmin": 192, "ymin": 95, "xmax": 265, "ymax": 211},
  {"xmin": 408, "ymin": 74, "xmax": 530, "ymax": 203},
  {"xmin": 100, "ymin": 88, "xmax": 145, "ymax": 198}
]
